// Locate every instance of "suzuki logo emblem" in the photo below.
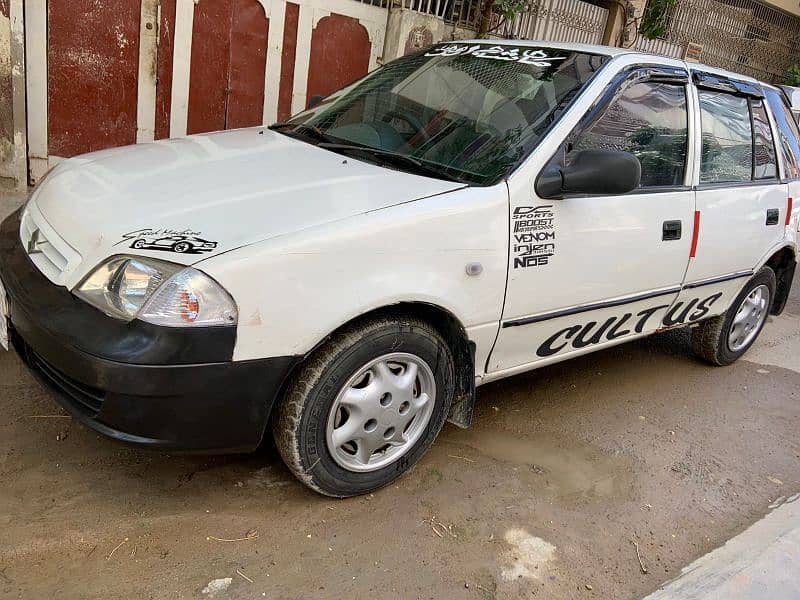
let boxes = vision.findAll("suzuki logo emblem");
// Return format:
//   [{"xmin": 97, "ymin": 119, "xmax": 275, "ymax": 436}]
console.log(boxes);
[{"xmin": 27, "ymin": 228, "xmax": 44, "ymax": 255}]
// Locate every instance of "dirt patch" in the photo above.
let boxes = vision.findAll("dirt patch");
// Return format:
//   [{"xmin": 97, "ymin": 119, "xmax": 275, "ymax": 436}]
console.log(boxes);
[
  {"xmin": 500, "ymin": 529, "xmax": 556, "ymax": 582},
  {"xmin": 445, "ymin": 427, "xmax": 636, "ymax": 500},
  {"xmin": 1, "ymin": 226, "xmax": 798, "ymax": 599},
  {"xmin": 2, "ymin": 320, "xmax": 799, "ymax": 599}
]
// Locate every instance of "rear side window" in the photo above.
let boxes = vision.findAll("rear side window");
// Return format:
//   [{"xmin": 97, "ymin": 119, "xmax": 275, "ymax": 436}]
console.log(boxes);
[
  {"xmin": 764, "ymin": 87, "xmax": 800, "ymax": 179},
  {"xmin": 570, "ymin": 81, "xmax": 688, "ymax": 188},
  {"xmin": 698, "ymin": 91, "xmax": 752, "ymax": 183},
  {"xmin": 750, "ymin": 99, "xmax": 777, "ymax": 180}
]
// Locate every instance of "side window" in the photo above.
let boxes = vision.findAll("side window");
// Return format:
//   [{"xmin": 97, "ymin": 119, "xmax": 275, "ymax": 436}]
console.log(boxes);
[
  {"xmin": 750, "ymin": 99, "xmax": 777, "ymax": 180},
  {"xmin": 698, "ymin": 91, "xmax": 752, "ymax": 184},
  {"xmin": 764, "ymin": 87, "xmax": 800, "ymax": 179},
  {"xmin": 570, "ymin": 81, "xmax": 688, "ymax": 188}
]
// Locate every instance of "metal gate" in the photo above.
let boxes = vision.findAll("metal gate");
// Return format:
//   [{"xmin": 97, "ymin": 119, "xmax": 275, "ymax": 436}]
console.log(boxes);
[
  {"xmin": 379, "ymin": 0, "xmax": 610, "ymax": 45},
  {"xmin": 504, "ymin": 0, "xmax": 609, "ymax": 44},
  {"xmin": 633, "ymin": 0, "xmax": 800, "ymax": 84}
]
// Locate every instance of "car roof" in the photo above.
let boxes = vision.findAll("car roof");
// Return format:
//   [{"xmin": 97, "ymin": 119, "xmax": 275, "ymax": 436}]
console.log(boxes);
[
  {"xmin": 457, "ymin": 38, "xmax": 633, "ymax": 57},
  {"xmin": 456, "ymin": 39, "xmax": 764, "ymax": 85}
]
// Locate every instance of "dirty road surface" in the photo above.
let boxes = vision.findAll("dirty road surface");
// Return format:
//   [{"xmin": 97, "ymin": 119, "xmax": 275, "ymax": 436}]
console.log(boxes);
[{"xmin": 1, "ymin": 193, "xmax": 799, "ymax": 598}]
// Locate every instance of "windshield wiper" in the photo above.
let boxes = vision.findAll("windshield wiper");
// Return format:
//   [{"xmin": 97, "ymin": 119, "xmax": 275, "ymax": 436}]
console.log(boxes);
[
  {"xmin": 317, "ymin": 143, "xmax": 463, "ymax": 183},
  {"xmin": 268, "ymin": 122, "xmax": 333, "ymax": 144},
  {"xmin": 319, "ymin": 143, "xmax": 423, "ymax": 166}
]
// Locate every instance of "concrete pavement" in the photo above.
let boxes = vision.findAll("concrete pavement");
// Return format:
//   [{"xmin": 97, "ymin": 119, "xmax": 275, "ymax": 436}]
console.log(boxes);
[
  {"xmin": 645, "ymin": 494, "xmax": 800, "ymax": 599},
  {"xmin": 646, "ymin": 277, "xmax": 800, "ymax": 600}
]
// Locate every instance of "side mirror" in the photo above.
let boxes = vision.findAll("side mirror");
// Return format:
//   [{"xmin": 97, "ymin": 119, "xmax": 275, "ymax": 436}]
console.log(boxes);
[
  {"xmin": 307, "ymin": 94, "xmax": 326, "ymax": 109},
  {"xmin": 536, "ymin": 149, "xmax": 641, "ymax": 199}
]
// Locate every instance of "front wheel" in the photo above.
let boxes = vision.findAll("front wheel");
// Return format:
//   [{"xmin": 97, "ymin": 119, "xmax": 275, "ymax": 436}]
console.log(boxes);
[
  {"xmin": 691, "ymin": 267, "xmax": 775, "ymax": 366},
  {"xmin": 273, "ymin": 316, "xmax": 455, "ymax": 497}
]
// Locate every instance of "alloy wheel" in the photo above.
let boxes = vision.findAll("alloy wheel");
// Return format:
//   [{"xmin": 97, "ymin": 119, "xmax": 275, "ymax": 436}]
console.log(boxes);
[
  {"xmin": 325, "ymin": 352, "xmax": 436, "ymax": 472},
  {"xmin": 728, "ymin": 284, "xmax": 769, "ymax": 352}
]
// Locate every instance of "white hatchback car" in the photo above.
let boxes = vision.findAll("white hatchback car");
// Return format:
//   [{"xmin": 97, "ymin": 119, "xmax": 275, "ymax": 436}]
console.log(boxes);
[{"xmin": 1, "ymin": 42, "xmax": 798, "ymax": 497}]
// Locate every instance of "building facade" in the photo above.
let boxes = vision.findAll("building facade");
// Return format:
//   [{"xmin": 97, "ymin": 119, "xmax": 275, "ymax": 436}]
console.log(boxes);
[
  {"xmin": 631, "ymin": 0, "xmax": 800, "ymax": 84},
  {"xmin": 0, "ymin": 0, "xmax": 798, "ymax": 190}
]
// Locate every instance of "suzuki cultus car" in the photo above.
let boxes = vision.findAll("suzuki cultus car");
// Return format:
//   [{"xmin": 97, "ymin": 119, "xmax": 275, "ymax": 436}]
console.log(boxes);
[{"xmin": 1, "ymin": 41, "xmax": 798, "ymax": 496}]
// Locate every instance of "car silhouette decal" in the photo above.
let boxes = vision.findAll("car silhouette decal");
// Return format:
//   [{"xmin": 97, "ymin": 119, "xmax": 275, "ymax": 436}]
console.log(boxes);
[{"xmin": 114, "ymin": 228, "xmax": 218, "ymax": 254}]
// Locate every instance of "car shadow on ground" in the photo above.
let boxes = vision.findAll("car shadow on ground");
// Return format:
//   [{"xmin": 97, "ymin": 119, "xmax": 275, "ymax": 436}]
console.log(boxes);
[
  {"xmin": 3, "ymin": 315, "xmax": 799, "ymax": 599},
  {"xmin": 13, "ymin": 325, "xmax": 698, "ymax": 490}
]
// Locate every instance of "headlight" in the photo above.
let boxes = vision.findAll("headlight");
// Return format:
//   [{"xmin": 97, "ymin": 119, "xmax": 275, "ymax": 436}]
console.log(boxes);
[
  {"xmin": 75, "ymin": 256, "xmax": 238, "ymax": 327},
  {"xmin": 138, "ymin": 267, "xmax": 238, "ymax": 327}
]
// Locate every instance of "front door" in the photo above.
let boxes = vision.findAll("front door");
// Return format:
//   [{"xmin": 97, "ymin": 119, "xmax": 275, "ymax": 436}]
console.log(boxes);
[{"xmin": 489, "ymin": 69, "xmax": 696, "ymax": 372}]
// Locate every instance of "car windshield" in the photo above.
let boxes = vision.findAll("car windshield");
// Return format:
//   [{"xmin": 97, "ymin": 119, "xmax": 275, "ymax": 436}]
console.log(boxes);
[{"xmin": 277, "ymin": 44, "xmax": 608, "ymax": 185}]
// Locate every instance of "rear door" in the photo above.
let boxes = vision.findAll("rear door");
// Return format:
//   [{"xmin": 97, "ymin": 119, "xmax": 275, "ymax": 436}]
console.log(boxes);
[{"xmin": 674, "ymin": 74, "xmax": 788, "ymax": 315}]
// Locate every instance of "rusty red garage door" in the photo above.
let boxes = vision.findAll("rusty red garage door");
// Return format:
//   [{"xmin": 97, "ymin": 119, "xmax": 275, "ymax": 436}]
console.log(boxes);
[
  {"xmin": 48, "ymin": 0, "xmax": 141, "ymax": 157},
  {"xmin": 306, "ymin": 14, "xmax": 371, "ymax": 107},
  {"xmin": 186, "ymin": 0, "xmax": 269, "ymax": 135}
]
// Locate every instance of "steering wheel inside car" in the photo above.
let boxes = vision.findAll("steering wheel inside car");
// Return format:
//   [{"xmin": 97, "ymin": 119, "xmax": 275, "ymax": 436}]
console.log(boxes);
[{"xmin": 381, "ymin": 110, "xmax": 429, "ymax": 142}]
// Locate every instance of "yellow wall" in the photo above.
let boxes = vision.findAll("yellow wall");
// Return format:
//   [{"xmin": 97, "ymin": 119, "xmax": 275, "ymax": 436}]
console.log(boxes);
[{"xmin": 761, "ymin": 0, "xmax": 800, "ymax": 16}]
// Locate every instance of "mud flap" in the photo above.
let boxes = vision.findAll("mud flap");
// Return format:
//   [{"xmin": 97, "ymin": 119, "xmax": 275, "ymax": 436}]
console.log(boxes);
[
  {"xmin": 446, "ymin": 341, "xmax": 476, "ymax": 429},
  {"xmin": 771, "ymin": 260, "xmax": 796, "ymax": 316}
]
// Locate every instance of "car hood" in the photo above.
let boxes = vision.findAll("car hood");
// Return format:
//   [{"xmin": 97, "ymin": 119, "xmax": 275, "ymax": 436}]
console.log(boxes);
[{"xmin": 30, "ymin": 128, "xmax": 465, "ymax": 287}]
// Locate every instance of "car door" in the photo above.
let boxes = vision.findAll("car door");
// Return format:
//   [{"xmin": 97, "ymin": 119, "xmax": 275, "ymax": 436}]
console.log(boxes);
[
  {"xmin": 672, "ymin": 74, "xmax": 789, "ymax": 316},
  {"xmin": 488, "ymin": 65, "xmax": 696, "ymax": 373}
]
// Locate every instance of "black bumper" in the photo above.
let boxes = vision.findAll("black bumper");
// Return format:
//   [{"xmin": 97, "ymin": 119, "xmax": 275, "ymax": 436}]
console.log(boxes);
[{"xmin": 0, "ymin": 210, "xmax": 298, "ymax": 452}]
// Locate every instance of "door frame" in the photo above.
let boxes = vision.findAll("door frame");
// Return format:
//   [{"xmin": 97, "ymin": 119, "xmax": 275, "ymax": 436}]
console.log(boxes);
[{"xmin": 3, "ymin": 0, "xmax": 26, "ymax": 190}]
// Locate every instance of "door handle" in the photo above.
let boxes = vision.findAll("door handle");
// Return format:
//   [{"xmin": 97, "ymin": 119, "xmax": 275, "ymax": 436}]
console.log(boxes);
[
  {"xmin": 766, "ymin": 208, "xmax": 779, "ymax": 226},
  {"xmin": 662, "ymin": 220, "xmax": 682, "ymax": 241}
]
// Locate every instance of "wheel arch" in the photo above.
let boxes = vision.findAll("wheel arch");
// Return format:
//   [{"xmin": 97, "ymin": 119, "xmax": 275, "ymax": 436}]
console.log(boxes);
[
  {"xmin": 266, "ymin": 301, "xmax": 477, "ymax": 439},
  {"xmin": 762, "ymin": 245, "xmax": 797, "ymax": 315}
]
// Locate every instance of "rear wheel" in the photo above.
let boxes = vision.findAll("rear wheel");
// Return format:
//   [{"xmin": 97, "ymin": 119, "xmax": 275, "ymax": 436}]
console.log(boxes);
[
  {"xmin": 273, "ymin": 316, "xmax": 455, "ymax": 497},
  {"xmin": 691, "ymin": 267, "xmax": 775, "ymax": 366}
]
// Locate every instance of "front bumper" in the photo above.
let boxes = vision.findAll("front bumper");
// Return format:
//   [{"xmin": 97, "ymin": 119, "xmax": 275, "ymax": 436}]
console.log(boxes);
[{"xmin": 0, "ymin": 210, "xmax": 298, "ymax": 452}]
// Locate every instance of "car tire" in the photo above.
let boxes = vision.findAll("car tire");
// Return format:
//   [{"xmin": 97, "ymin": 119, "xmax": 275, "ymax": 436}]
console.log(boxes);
[
  {"xmin": 273, "ymin": 316, "xmax": 455, "ymax": 497},
  {"xmin": 691, "ymin": 267, "xmax": 775, "ymax": 366},
  {"xmin": 132, "ymin": 239, "xmax": 146, "ymax": 249},
  {"xmin": 173, "ymin": 241, "xmax": 191, "ymax": 253}
]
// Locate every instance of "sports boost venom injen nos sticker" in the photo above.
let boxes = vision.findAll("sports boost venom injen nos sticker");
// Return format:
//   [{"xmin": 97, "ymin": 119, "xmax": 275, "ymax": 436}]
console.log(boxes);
[{"xmin": 513, "ymin": 206, "xmax": 555, "ymax": 268}]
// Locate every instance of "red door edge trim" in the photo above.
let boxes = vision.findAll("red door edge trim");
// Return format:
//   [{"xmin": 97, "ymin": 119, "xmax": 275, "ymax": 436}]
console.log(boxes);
[
  {"xmin": 787, "ymin": 197, "xmax": 794, "ymax": 226},
  {"xmin": 689, "ymin": 210, "xmax": 701, "ymax": 258}
]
